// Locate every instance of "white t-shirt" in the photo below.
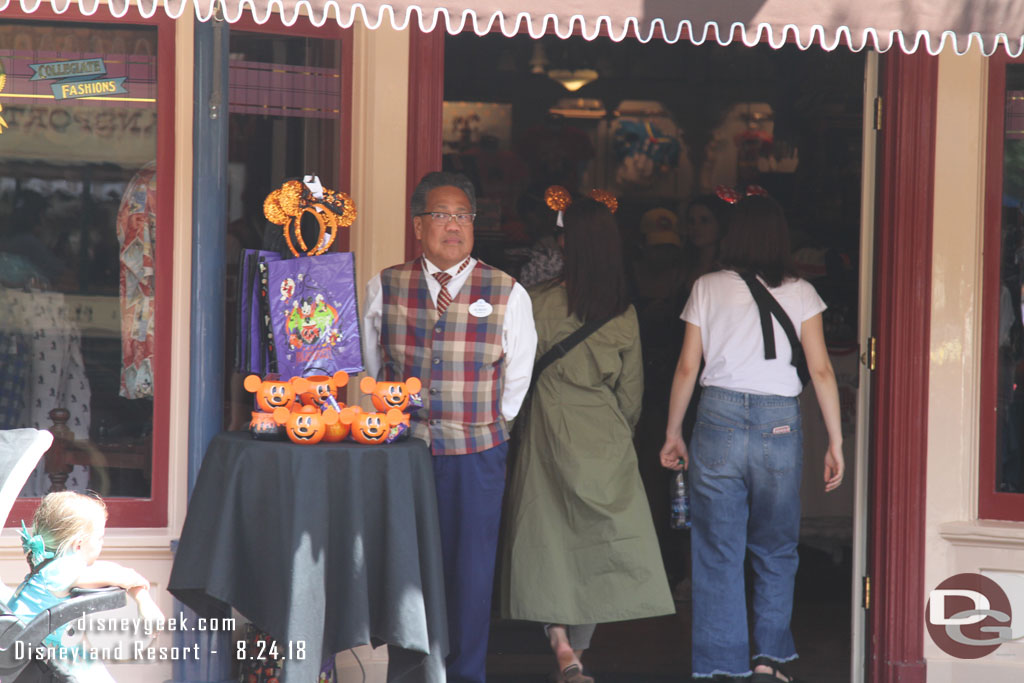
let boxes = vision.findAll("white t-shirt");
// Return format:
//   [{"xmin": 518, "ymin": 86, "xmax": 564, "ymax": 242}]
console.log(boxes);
[{"xmin": 681, "ymin": 270, "xmax": 827, "ymax": 397}]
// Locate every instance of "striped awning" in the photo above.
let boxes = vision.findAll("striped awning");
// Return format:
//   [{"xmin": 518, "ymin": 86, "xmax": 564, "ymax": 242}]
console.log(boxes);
[{"xmin": 5, "ymin": 0, "xmax": 1024, "ymax": 56}]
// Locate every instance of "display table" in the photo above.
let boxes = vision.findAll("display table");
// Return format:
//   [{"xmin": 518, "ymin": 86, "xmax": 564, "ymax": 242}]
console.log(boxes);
[{"xmin": 167, "ymin": 431, "xmax": 448, "ymax": 683}]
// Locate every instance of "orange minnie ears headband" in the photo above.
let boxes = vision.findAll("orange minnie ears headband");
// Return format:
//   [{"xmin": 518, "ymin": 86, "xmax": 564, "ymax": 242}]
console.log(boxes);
[
  {"xmin": 264, "ymin": 176, "xmax": 357, "ymax": 257},
  {"xmin": 544, "ymin": 186, "xmax": 619, "ymax": 227},
  {"xmin": 714, "ymin": 184, "xmax": 768, "ymax": 204}
]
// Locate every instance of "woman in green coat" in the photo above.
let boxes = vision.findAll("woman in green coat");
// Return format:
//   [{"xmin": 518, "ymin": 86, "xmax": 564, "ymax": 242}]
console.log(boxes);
[{"xmin": 501, "ymin": 197, "xmax": 674, "ymax": 683}]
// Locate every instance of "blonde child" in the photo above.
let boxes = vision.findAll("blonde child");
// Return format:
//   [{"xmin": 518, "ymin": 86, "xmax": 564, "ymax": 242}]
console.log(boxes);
[{"xmin": 10, "ymin": 491, "xmax": 164, "ymax": 681}]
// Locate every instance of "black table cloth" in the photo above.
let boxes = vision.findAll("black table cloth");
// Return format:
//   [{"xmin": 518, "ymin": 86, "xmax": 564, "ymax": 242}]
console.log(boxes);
[{"xmin": 168, "ymin": 431, "xmax": 448, "ymax": 683}]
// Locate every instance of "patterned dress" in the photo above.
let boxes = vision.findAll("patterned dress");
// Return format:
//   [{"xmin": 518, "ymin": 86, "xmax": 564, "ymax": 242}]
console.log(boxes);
[{"xmin": 116, "ymin": 160, "xmax": 157, "ymax": 400}]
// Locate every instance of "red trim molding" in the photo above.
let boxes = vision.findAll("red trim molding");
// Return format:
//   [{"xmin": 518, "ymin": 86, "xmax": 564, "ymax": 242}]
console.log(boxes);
[
  {"xmin": 868, "ymin": 50, "xmax": 937, "ymax": 683},
  {"xmin": 405, "ymin": 26, "xmax": 444, "ymax": 261}
]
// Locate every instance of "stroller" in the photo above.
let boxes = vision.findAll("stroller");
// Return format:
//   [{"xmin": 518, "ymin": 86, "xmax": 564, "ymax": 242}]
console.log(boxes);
[{"xmin": 0, "ymin": 429, "xmax": 127, "ymax": 682}]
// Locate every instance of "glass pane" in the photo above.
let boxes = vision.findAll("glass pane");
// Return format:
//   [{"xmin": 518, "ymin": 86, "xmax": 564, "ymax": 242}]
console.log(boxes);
[
  {"xmin": 0, "ymin": 21, "xmax": 157, "ymax": 498},
  {"xmin": 996, "ymin": 64, "xmax": 1024, "ymax": 494},
  {"xmin": 224, "ymin": 31, "xmax": 343, "ymax": 430}
]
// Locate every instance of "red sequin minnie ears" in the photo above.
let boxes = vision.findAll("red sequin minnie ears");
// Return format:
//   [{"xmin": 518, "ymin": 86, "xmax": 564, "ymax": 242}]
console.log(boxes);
[
  {"xmin": 544, "ymin": 186, "xmax": 619, "ymax": 227},
  {"xmin": 714, "ymin": 184, "xmax": 769, "ymax": 204}
]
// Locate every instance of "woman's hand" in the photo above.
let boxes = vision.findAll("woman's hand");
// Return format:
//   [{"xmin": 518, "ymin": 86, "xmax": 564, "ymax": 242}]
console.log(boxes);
[
  {"xmin": 824, "ymin": 443, "xmax": 845, "ymax": 492},
  {"xmin": 660, "ymin": 435, "xmax": 688, "ymax": 471}
]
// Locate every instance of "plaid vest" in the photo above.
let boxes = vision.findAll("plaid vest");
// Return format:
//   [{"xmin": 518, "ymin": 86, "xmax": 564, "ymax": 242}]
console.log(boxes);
[{"xmin": 380, "ymin": 258, "xmax": 513, "ymax": 455}]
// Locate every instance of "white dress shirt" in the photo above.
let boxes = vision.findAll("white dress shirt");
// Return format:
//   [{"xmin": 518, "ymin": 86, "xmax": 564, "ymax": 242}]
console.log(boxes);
[{"xmin": 362, "ymin": 257, "xmax": 537, "ymax": 422}]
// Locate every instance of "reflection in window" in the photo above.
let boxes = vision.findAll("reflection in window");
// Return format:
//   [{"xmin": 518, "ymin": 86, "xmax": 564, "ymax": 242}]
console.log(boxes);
[
  {"xmin": 0, "ymin": 21, "xmax": 157, "ymax": 498},
  {"xmin": 997, "ymin": 66, "xmax": 1024, "ymax": 494}
]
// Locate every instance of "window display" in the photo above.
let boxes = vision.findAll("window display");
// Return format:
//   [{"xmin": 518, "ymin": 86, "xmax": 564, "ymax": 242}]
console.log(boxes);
[{"xmin": 0, "ymin": 20, "xmax": 159, "ymax": 498}]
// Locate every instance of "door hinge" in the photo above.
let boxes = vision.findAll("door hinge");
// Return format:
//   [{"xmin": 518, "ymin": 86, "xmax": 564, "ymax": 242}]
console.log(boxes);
[
  {"xmin": 873, "ymin": 96, "xmax": 883, "ymax": 131},
  {"xmin": 863, "ymin": 575, "xmax": 871, "ymax": 609},
  {"xmin": 860, "ymin": 336, "xmax": 877, "ymax": 371}
]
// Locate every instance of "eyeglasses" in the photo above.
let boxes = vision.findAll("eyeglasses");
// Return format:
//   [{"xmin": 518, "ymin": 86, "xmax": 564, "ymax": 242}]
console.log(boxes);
[{"xmin": 416, "ymin": 211, "xmax": 476, "ymax": 225}]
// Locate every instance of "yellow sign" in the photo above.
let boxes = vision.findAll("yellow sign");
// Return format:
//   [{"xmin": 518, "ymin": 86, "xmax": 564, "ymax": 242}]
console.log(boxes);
[{"xmin": 52, "ymin": 78, "xmax": 128, "ymax": 101}]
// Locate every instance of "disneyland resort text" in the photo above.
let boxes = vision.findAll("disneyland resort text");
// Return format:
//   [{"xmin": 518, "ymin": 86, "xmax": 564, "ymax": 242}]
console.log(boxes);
[{"xmin": 15, "ymin": 641, "xmax": 200, "ymax": 662}]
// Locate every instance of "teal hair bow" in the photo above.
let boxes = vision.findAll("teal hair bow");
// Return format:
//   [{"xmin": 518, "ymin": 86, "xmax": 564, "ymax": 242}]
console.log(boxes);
[{"xmin": 19, "ymin": 521, "xmax": 53, "ymax": 566}]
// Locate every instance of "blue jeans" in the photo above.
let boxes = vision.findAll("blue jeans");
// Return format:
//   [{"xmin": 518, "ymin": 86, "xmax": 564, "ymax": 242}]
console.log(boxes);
[{"xmin": 689, "ymin": 386, "xmax": 802, "ymax": 678}]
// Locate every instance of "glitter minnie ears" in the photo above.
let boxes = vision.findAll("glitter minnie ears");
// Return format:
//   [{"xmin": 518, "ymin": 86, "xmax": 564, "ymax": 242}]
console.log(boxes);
[
  {"xmin": 714, "ymin": 184, "xmax": 769, "ymax": 205},
  {"xmin": 544, "ymin": 186, "xmax": 619, "ymax": 227},
  {"xmin": 264, "ymin": 177, "xmax": 357, "ymax": 257}
]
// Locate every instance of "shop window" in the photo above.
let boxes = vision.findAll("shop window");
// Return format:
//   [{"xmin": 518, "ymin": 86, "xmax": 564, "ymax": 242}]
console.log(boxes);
[
  {"xmin": 981, "ymin": 56, "xmax": 1024, "ymax": 521},
  {"xmin": 0, "ymin": 14, "xmax": 173, "ymax": 526},
  {"xmin": 222, "ymin": 18, "xmax": 350, "ymax": 430}
]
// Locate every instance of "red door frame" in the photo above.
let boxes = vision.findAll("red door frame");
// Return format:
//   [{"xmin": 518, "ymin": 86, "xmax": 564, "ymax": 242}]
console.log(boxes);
[
  {"xmin": 867, "ymin": 50, "xmax": 936, "ymax": 683},
  {"xmin": 2, "ymin": 5, "xmax": 175, "ymax": 527},
  {"xmin": 406, "ymin": 29, "xmax": 937, "ymax": 683}
]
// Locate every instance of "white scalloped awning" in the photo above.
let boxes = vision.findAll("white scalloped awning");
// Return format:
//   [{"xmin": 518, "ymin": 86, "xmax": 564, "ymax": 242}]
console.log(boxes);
[{"xmin": 6, "ymin": 0, "xmax": 1024, "ymax": 56}]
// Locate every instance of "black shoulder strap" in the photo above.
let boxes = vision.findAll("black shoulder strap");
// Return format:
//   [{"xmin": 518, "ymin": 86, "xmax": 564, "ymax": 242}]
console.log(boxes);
[
  {"xmin": 532, "ymin": 318, "xmax": 606, "ymax": 385},
  {"xmin": 739, "ymin": 272, "xmax": 810, "ymax": 386}
]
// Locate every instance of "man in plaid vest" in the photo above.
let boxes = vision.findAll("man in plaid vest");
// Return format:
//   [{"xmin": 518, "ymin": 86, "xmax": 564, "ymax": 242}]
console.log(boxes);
[{"xmin": 363, "ymin": 172, "xmax": 537, "ymax": 683}]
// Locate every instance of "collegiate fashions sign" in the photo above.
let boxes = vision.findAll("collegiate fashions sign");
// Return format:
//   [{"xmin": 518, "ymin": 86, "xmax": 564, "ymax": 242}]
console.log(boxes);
[{"xmin": 29, "ymin": 58, "xmax": 128, "ymax": 100}]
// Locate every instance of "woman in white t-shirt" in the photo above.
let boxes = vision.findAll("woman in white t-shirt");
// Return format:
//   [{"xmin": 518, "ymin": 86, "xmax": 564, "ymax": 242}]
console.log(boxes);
[{"xmin": 659, "ymin": 195, "xmax": 844, "ymax": 683}]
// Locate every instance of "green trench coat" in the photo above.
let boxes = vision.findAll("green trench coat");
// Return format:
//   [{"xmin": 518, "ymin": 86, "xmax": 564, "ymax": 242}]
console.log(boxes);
[{"xmin": 500, "ymin": 283, "xmax": 674, "ymax": 625}]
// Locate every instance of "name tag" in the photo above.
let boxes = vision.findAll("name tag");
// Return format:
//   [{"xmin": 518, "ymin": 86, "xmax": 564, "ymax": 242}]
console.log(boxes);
[
  {"xmin": 468, "ymin": 299, "xmax": 493, "ymax": 318},
  {"xmin": 772, "ymin": 425, "xmax": 791, "ymax": 435}
]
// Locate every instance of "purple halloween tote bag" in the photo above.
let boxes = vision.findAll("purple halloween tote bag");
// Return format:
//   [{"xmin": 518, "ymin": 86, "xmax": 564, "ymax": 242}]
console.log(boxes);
[{"xmin": 264, "ymin": 251, "xmax": 363, "ymax": 377}]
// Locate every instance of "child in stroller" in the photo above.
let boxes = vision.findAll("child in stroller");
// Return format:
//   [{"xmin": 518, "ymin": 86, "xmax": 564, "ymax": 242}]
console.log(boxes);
[{"xmin": 8, "ymin": 492, "xmax": 164, "ymax": 682}]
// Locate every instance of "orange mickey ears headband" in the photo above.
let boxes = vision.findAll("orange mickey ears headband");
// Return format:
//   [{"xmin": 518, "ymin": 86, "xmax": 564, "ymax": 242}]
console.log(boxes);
[
  {"xmin": 264, "ymin": 178, "xmax": 358, "ymax": 257},
  {"xmin": 544, "ymin": 185, "xmax": 618, "ymax": 227}
]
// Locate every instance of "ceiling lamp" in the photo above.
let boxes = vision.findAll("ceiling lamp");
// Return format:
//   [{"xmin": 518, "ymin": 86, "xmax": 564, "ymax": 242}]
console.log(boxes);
[{"xmin": 547, "ymin": 68, "xmax": 599, "ymax": 92}]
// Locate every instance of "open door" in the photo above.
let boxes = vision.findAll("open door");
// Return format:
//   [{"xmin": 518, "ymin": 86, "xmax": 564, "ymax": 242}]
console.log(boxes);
[{"xmin": 850, "ymin": 49, "xmax": 879, "ymax": 683}]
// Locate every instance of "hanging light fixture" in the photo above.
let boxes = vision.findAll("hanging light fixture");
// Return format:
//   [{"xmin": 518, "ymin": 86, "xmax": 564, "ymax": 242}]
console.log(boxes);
[
  {"xmin": 546, "ymin": 68, "xmax": 599, "ymax": 92},
  {"xmin": 529, "ymin": 43, "xmax": 549, "ymax": 75}
]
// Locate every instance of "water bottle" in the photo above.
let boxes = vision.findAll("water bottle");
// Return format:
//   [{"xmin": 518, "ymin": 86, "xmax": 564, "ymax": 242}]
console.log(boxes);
[{"xmin": 670, "ymin": 470, "xmax": 691, "ymax": 529}]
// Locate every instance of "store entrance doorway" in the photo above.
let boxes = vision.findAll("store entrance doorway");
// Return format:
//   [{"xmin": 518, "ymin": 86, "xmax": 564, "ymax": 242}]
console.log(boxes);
[{"xmin": 439, "ymin": 31, "xmax": 871, "ymax": 682}]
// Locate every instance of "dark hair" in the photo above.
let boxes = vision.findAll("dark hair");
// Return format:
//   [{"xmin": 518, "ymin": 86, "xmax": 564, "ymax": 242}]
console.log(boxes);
[
  {"xmin": 410, "ymin": 171, "xmax": 476, "ymax": 218},
  {"xmin": 717, "ymin": 195, "xmax": 797, "ymax": 287},
  {"xmin": 561, "ymin": 198, "xmax": 630, "ymax": 323},
  {"xmin": 686, "ymin": 193, "xmax": 732, "ymax": 240}
]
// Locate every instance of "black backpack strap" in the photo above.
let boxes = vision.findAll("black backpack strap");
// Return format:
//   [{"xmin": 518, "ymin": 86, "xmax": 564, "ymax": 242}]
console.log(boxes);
[
  {"xmin": 739, "ymin": 272, "xmax": 810, "ymax": 386},
  {"xmin": 532, "ymin": 318, "xmax": 606, "ymax": 385}
]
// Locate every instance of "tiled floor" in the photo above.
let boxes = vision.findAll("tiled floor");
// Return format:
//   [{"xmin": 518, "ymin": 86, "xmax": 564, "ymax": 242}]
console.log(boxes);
[{"xmin": 487, "ymin": 544, "xmax": 852, "ymax": 683}]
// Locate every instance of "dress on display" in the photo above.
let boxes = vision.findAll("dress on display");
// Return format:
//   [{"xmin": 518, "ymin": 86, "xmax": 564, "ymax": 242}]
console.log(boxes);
[
  {"xmin": 116, "ymin": 160, "xmax": 157, "ymax": 400},
  {"xmin": 0, "ymin": 288, "xmax": 91, "ymax": 495},
  {"xmin": 501, "ymin": 282, "xmax": 674, "ymax": 625}
]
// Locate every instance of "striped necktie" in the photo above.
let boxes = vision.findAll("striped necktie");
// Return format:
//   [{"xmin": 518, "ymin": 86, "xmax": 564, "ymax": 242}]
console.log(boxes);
[{"xmin": 432, "ymin": 257, "xmax": 471, "ymax": 316}]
